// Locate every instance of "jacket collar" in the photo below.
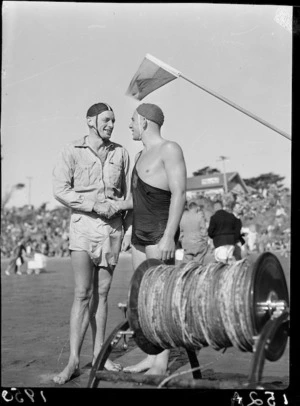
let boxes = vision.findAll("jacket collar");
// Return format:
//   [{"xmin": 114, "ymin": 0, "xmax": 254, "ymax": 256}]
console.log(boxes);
[{"xmin": 74, "ymin": 135, "xmax": 114, "ymax": 150}]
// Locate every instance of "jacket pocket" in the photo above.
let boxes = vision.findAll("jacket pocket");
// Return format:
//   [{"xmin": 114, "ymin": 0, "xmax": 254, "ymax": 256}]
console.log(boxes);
[
  {"xmin": 74, "ymin": 163, "xmax": 95, "ymax": 187},
  {"xmin": 108, "ymin": 161, "xmax": 122, "ymax": 187}
]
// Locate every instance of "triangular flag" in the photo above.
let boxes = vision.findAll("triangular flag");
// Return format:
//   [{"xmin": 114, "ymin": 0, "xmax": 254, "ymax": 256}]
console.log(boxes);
[
  {"xmin": 126, "ymin": 54, "xmax": 181, "ymax": 100},
  {"xmin": 126, "ymin": 54, "xmax": 290, "ymax": 140}
]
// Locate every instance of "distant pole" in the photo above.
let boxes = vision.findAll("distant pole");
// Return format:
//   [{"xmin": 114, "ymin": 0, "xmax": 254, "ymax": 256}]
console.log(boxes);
[
  {"xmin": 218, "ymin": 156, "xmax": 229, "ymax": 193},
  {"xmin": 26, "ymin": 177, "xmax": 32, "ymax": 206}
]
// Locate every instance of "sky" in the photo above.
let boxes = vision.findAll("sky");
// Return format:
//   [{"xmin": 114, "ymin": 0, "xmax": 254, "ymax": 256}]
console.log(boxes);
[{"xmin": 1, "ymin": 2, "xmax": 292, "ymax": 209}]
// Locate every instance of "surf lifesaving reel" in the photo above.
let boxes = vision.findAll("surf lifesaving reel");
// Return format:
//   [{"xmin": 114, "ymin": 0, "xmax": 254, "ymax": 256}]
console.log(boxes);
[{"xmin": 88, "ymin": 252, "xmax": 289, "ymax": 389}]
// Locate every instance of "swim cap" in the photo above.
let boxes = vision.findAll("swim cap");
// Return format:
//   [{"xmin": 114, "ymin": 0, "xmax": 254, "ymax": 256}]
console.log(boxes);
[
  {"xmin": 136, "ymin": 103, "xmax": 164, "ymax": 127},
  {"xmin": 86, "ymin": 103, "xmax": 113, "ymax": 117}
]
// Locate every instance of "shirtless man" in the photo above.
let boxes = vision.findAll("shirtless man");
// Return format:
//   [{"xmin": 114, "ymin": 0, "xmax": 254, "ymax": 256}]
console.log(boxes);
[{"xmin": 112, "ymin": 103, "xmax": 187, "ymax": 374}]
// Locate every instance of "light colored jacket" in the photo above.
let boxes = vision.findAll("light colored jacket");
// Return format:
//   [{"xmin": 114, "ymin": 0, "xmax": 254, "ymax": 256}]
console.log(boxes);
[
  {"xmin": 180, "ymin": 210, "xmax": 208, "ymax": 248},
  {"xmin": 52, "ymin": 136, "xmax": 131, "ymax": 213}
]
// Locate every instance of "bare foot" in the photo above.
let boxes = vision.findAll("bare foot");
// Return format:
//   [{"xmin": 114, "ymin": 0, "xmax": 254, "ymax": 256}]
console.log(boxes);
[
  {"xmin": 145, "ymin": 365, "xmax": 167, "ymax": 375},
  {"xmin": 123, "ymin": 356, "xmax": 154, "ymax": 373},
  {"xmin": 91, "ymin": 356, "xmax": 122, "ymax": 371},
  {"xmin": 104, "ymin": 358, "xmax": 122, "ymax": 371},
  {"xmin": 145, "ymin": 352, "xmax": 169, "ymax": 375},
  {"xmin": 53, "ymin": 362, "xmax": 80, "ymax": 385}
]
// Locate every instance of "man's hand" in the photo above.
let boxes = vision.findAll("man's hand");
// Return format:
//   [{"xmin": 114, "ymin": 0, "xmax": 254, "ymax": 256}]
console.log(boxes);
[
  {"xmin": 109, "ymin": 199, "xmax": 133, "ymax": 212},
  {"xmin": 93, "ymin": 200, "xmax": 119, "ymax": 219},
  {"xmin": 109, "ymin": 200, "xmax": 123, "ymax": 213},
  {"xmin": 157, "ymin": 235, "xmax": 176, "ymax": 261}
]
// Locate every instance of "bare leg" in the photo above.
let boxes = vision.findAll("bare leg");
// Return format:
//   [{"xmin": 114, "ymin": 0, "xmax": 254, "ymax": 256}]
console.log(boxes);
[
  {"xmin": 90, "ymin": 266, "xmax": 121, "ymax": 371},
  {"xmin": 131, "ymin": 244, "xmax": 147, "ymax": 271},
  {"xmin": 5, "ymin": 258, "xmax": 15, "ymax": 275},
  {"xmin": 16, "ymin": 263, "xmax": 22, "ymax": 275},
  {"xmin": 123, "ymin": 244, "xmax": 170, "ymax": 375},
  {"xmin": 123, "ymin": 245, "xmax": 152, "ymax": 373},
  {"xmin": 53, "ymin": 251, "xmax": 94, "ymax": 385}
]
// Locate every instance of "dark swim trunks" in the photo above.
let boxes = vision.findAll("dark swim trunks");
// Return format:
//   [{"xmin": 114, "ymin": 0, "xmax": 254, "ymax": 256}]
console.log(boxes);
[{"xmin": 131, "ymin": 155, "xmax": 179, "ymax": 246}]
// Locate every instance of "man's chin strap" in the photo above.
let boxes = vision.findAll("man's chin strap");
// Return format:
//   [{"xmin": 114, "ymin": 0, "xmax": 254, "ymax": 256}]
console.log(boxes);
[
  {"xmin": 93, "ymin": 115, "xmax": 106, "ymax": 141},
  {"xmin": 95, "ymin": 114, "xmax": 101, "ymax": 138},
  {"xmin": 137, "ymin": 113, "xmax": 144, "ymax": 141}
]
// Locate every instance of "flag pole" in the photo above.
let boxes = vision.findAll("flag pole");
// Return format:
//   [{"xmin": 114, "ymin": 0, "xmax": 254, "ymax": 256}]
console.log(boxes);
[{"xmin": 179, "ymin": 73, "xmax": 291, "ymax": 141}]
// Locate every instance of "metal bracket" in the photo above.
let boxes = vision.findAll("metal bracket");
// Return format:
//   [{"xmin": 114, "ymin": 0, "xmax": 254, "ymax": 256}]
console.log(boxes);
[
  {"xmin": 186, "ymin": 349, "xmax": 202, "ymax": 379},
  {"xmin": 118, "ymin": 303, "xmax": 130, "ymax": 349}
]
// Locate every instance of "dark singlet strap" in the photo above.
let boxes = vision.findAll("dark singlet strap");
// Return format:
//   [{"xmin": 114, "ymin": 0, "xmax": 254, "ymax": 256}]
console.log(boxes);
[{"xmin": 133, "ymin": 150, "xmax": 143, "ymax": 172}]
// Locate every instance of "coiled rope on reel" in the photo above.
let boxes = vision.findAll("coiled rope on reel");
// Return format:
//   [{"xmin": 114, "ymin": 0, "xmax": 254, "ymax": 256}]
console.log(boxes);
[
  {"xmin": 137, "ymin": 258, "xmax": 254, "ymax": 351},
  {"xmin": 127, "ymin": 252, "xmax": 289, "ymax": 361}
]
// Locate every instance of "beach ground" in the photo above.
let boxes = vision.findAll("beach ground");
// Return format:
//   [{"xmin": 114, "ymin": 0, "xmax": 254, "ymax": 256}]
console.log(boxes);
[{"xmin": 1, "ymin": 252, "xmax": 290, "ymax": 391}]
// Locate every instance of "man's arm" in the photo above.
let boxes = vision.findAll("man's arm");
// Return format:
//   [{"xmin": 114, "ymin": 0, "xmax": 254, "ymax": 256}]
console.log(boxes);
[
  {"xmin": 94, "ymin": 148, "xmax": 133, "ymax": 217},
  {"xmin": 111, "ymin": 150, "xmax": 143, "ymax": 213},
  {"xmin": 112, "ymin": 196, "xmax": 133, "ymax": 211},
  {"xmin": 53, "ymin": 145, "xmax": 118, "ymax": 217},
  {"xmin": 52, "ymin": 145, "xmax": 95, "ymax": 212},
  {"xmin": 158, "ymin": 141, "xmax": 187, "ymax": 261},
  {"xmin": 179, "ymin": 217, "xmax": 184, "ymax": 244},
  {"xmin": 115, "ymin": 148, "xmax": 134, "ymax": 250},
  {"xmin": 121, "ymin": 211, "xmax": 133, "ymax": 251}
]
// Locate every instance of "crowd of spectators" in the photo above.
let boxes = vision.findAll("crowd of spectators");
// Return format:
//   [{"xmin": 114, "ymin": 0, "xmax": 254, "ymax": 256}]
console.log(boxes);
[
  {"xmin": 1, "ymin": 182, "xmax": 291, "ymax": 260},
  {"xmin": 1, "ymin": 204, "xmax": 70, "ymax": 259},
  {"xmin": 188, "ymin": 183, "xmax": 291, "ymax": 257}
]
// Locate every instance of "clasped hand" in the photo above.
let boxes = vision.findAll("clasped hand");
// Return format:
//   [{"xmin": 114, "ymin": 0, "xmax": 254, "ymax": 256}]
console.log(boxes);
[{"xmin": 93, "ymin": 199, "xmax": 120, "ymax": 219}]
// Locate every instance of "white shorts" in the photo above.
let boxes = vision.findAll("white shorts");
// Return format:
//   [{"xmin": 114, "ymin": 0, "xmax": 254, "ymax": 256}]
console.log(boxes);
[
  {"xmin": 214, "ymin": 245, "xmax": 235, "ymax": 263},
  {"xmin": 69, "ymin": 212, "xmax": 123, "ymax": 268}
]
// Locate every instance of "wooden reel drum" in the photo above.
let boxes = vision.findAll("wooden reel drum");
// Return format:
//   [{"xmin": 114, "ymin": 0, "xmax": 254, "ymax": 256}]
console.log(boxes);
[{"xmin": 88, "ymin": 252, "xmax": 289, "ymax": 389}]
